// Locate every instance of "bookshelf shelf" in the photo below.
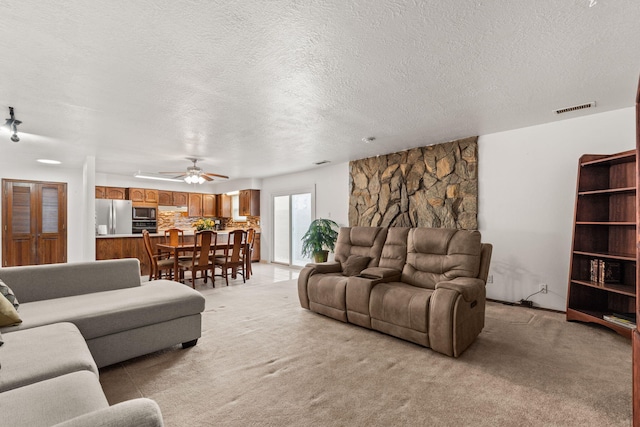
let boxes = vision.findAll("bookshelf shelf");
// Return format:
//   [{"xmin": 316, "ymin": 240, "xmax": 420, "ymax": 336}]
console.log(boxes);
[{"xmin": 567, "ymin": 149, "xmax": 637, "ymax": 337}]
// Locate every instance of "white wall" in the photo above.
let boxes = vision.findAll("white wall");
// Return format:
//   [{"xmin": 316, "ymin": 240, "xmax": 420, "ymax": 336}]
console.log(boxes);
[
  {"xmin": 260, "ymin": 162, "xmax": 350, "ymax": 263},
  {"xmin": 479, "ymin": 107, "xmax": 636, "ymax": 310}
]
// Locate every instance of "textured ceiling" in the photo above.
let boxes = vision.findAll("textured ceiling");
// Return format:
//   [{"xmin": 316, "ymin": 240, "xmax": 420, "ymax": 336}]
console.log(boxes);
[{"xmin": 1, "ymin": 0, "xmax": 639, "ymax": 183}]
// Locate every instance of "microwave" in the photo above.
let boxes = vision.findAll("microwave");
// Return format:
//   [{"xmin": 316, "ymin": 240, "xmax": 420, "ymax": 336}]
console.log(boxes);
[{"xmin": 132, "ymin": 206, "xmax": 156, "ymax": 220}]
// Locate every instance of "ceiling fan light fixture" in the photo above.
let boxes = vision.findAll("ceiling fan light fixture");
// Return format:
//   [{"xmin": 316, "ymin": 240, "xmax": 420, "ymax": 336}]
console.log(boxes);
[{"xmin": 4, "ymin": 107, "xmax": 22, "ymax": 143}]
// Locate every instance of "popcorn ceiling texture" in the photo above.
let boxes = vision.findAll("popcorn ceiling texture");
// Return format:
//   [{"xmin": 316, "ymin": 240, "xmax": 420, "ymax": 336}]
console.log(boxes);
[{"xmin": 349, "ymin": 137, "xmax": 478, "ymax": 229}]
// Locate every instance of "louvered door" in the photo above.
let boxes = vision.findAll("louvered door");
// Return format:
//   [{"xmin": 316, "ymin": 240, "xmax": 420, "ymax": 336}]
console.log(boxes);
[{"xmin": 2, "ymin": 179, "xmax": 67, "ymax": 266}]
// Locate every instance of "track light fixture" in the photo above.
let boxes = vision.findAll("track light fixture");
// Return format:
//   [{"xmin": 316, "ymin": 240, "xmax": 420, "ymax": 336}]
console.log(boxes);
[{"xmin": 4, "ymin": 107, "xmax": 21, "ymax": 143}]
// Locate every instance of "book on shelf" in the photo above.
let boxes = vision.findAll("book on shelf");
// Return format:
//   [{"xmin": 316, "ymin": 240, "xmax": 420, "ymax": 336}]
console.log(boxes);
[
  {"xmin": 612, "ymin": 312, "xmax": 636, "ymax": 322},
  {"xmin": 603, "ymin": 314, "xmax": 636, "ymax": 330},
  {"xmin": 588, "ymin": 259, "xmax": 622, "ymax": 284}
]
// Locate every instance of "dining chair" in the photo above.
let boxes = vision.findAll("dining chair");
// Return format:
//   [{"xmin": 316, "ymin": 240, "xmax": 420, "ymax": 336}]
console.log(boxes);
[
  {"xmin": 142, "ymin": 229, "xmax": 175, "ymax": 280},
  {"xmin": 164, "ymin": 228, "xmax": 191, "ymax": 261},
  {"xmin": 243, "ymin": 228, "xmax": 255, "ymax": 279},
  {"xmin": 178, "ymin": 230, "xmax": 216, "ymax": 288},
  {"xmin": 214, "ymin": 229, "xmax": 246, "ymax": 286}
]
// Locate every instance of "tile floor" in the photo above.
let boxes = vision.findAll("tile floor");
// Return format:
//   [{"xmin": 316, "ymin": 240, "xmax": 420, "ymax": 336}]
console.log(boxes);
[{"xmin": 151, "ymin": 262, "xmax": 301, "ymax": 294}]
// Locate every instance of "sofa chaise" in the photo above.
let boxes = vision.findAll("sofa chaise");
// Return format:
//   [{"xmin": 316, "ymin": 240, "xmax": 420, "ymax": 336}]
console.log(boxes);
[
  {"xmin": 0, "ymin": 258, "xmax": 206, "ymax": 426},
  {"xmin": 0, "ymin": 258, "xmax": 205, "ymax": 367},
  {"xmin": 298, "ymin": 226, "xmax": 492, "ymax": 357}
]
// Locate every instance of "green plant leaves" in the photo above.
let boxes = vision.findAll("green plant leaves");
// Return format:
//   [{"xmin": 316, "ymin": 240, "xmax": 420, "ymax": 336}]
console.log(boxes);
[{"xmin": 301, "ymin": 218, "xmax": 339, "ymax": 258}]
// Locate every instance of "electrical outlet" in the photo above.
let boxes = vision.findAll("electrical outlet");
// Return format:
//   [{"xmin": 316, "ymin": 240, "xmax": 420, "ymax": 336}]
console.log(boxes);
[
  {"xmin": 487, "ymin": 275, "xmax": 493, "ymax": 284},
  {"xmin": 539, "ymin": 283, "xmax": 548, "ymax": 294}
]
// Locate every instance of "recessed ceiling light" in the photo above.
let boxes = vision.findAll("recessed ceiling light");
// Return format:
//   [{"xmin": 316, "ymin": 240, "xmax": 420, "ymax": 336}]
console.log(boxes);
[
  {"xmin": 37, "ymin": 159, "xmax": 61, "ymax": 165},
  {"xmin": 362, "ymin": 137, "xmax": 376, "ymax": 144}
]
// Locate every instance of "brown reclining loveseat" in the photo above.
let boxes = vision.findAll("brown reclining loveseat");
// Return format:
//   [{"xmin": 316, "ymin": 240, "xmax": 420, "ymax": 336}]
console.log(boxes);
[{"xmin": 298, "ymin": 226, "xmax": 492, "ymax": 357}]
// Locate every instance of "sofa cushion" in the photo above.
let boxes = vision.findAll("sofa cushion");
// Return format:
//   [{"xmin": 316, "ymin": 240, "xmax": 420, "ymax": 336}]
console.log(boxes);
[
  {"xmin": 0, "ymin": 259, "xmax": 142, "ymax": 304},
  {"xmin": 341, "ymin": 255, "xmax": 371, "ymax": 276},
  {"xmin": 369, "ymin": 282, "xmax": 433, "ymax": 333},
  {"xmin": 402, "ymin": 228, "xmax": 482, "ymax": 289},
  {"xmin": 334, "ymin": 227, "xmax": 387, "ymax": 267},
  {"xmin": 0, "ymin": 293, "xmax": 21, "ymax": 327},
  {"xmin": 0, "ymin": 281, "xmax": 205, "ymax": 338},
  {"xmin": 308, "ymin": 274, "xmax": 348, "ymax": 310},
  {"xmin": 0, "ymin": 322, "xmax": 98, "ymax": 393},
  {"xmin": 0, "ymin": 370, "xmax": 108, "ymax": 427},
  {"xmin": 0, "ymin": 279, "xmax": 19, "ymax": 309}
]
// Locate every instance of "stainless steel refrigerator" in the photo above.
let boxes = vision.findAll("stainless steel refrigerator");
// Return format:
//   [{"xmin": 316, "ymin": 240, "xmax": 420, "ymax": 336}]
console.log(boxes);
[{"xmin": 95, "ymin": 199, "xmax": 133, "ymax": 235}]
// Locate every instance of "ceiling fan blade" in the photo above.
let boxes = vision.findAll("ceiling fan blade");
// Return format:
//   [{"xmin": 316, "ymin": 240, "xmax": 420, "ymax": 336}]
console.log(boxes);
[
  {"xmin": 159, "ymin": 172, "xmax": 186, "ymax": 175},
  {"xmin": 202, "ymin": 175, "xmax": 214, "ymax": 181},
  {"xmin": 203, "ymin": 172, "xmax": 229, "ymax": 179}
]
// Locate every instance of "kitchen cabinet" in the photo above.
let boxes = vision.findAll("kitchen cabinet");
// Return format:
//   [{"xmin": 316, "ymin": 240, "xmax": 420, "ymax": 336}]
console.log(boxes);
[
  {"xmin": 128, "ymin": 188, "xmax": 159, "ymax": 205},
  {"xmin": 158, "ymin": 191, "xmax": 188, "ymax": 206},
  {"xmin": 218, "ymin": 194, "xmax": 232, "ymax": 218},
  {"xmin": 188, "ymin": 193, "xmax": 203, "ymax": 217},
  {"xmin": 173, "ymin": 192, "xmax": 188, "ymax": 206},
  {"xmin": 95, "ymin": 187, "xmax": 127, "ymax": 200},
  {"xmin": 252, "ymin": 232, "xmax": 261, "ymax": 262},
  {"xmin": 239, "ymin": 189, "xmax": 260, "ymax": 216},
  {"xmin": 203, "ymin": 194, "xmax": 218, "ymax": 217},
  {"xmin": 158, "ymin": 191, "xmax": 172, "ymax": 206},
  {"xmin": 95, "ymin": 186, "xmax": 107, "ymax": 199}
]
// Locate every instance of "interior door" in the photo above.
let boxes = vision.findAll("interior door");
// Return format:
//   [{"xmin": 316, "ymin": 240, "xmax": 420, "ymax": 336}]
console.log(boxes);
[{"xmin": 2, "ymin": 179, "xmax": 67, "ymax": 266}]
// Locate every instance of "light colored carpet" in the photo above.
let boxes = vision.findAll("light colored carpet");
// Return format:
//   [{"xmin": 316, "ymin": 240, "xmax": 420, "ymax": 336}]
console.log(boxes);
[{"xmin": 100, "ymin": 279, "xmax": 632, "ymax": 426}]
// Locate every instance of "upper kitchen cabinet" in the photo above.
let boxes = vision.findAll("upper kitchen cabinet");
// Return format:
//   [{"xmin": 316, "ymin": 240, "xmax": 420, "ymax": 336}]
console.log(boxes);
[
  {"xmin": 188, "ymin": 193, "xmax": 203, "ymax": 217},
  {"xmin": 239, "ymin": 189, "xmax": 260, "ymax": 216},
  {"xmin": 127, "ymin": 188, "xmax": 159, "ymax": 205},
  {"xmin": 203, "ymin": 194, "xmax": 217, "ymax": 217},
  {"xmin": 218, "ymin": 194, "xmax": 232, "ymax": 218},
  {"xmin": 158, "ymin": 190, "xmax": 172, "ymax": 206},
  {"xmin": 158, "ymin": 191, "xmax": 188, "ymax": 206},
  {"xmin": 95, "ymin": 187, "xmax": 127, "ymax": 200},
  {"xmin": 173, "ymin": 192, "xmax": 188, "ymax": 206}
]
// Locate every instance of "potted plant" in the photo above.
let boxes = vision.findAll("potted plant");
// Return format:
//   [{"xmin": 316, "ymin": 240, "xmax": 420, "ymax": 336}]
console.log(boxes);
[{"xmin": 301, "ymin": 218, "xmax": 339, "ymax": 263}]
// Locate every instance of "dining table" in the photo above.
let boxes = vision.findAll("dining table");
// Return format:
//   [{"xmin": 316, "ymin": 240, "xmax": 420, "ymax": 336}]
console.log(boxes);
[{"xmin": 156, "ymin": 237, "xmax": 250, "ymax": 282}]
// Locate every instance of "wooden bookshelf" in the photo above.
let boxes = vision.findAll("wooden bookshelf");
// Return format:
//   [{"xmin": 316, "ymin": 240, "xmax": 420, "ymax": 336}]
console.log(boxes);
[{"xmin": 566, "ymin": 149, "xmax": 637, "ymax": 339}]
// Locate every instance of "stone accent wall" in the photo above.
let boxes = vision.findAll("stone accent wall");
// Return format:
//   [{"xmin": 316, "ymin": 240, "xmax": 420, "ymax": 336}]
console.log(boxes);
[{"xmin": 349, "ymin": 136, "xmax": 478, "ymax": 230}]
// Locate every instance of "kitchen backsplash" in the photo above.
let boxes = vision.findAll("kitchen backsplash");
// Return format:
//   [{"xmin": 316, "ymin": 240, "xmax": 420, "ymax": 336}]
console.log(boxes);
[{"xmin": 157, "ymin": 211, "xmax": 260, "ymax": 231}]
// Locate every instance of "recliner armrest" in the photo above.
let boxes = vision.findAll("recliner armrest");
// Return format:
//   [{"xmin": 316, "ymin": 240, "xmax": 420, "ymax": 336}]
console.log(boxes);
[
  {"xmin": 304, "ymin": 262, "xmax": 342, "ymax": 274},
  {"xmin": 359, "ymin": 267, "xmax": 401, "ymax": 281},
  {"xmin": 435, "ymin": 277, "xmax": 485, "ymax": 302}
]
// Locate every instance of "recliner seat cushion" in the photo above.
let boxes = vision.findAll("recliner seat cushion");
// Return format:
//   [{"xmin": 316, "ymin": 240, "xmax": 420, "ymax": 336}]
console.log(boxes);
[
  {"xmin": 369, "ymin": 282, "xmax": 433, "ymax": 333},
  {"xmin": 307, "ymin": 274, "xmax": 348, "ymax": 310},
  {"xmin": 402, "ymin": 228, "xmax": 482, "ymax": 289}
]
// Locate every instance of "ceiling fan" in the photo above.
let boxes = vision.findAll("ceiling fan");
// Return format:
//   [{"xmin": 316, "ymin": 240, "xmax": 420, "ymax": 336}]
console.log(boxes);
[{"xmin": 160, "ymin": 158, "xmax": 229, "ymax": 184}]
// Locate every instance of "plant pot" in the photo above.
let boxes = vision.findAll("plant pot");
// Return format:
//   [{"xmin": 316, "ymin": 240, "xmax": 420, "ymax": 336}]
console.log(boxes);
[{"xmin": 313, "ymin": 250, "xmax": 329, "ymax": 263}]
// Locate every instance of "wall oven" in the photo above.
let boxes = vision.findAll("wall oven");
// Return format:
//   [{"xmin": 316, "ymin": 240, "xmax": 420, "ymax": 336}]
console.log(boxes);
[
  {"xmin": 132, "ymin": 220, "xmax": 157, "ymax": 234},
  {"xmin": 132, "ymin": 206, "xmax": 156, "ymax": 220}
]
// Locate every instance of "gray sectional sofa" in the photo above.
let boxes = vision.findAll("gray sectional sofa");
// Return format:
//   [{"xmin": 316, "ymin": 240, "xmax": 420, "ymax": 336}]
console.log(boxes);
[
  {"xmin": 298, "ymin": 226, "xmax": 492, "ymax": 357},
  {"xmin": 0, "ymin": 258, "xmax": 206, "ymax": 427}
]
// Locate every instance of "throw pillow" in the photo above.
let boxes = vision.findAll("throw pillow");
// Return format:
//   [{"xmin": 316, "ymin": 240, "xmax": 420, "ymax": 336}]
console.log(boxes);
[
  {"xmin": 0, "ymin": 279, "xmax": 19, "ymax": 310},
  {"xmin": 342, "ymin": 255, "xmax": 372, "ymax": 277},
  {"xmin": 0, "ymin": 292, "xmax": 21, "ymax": 327}
]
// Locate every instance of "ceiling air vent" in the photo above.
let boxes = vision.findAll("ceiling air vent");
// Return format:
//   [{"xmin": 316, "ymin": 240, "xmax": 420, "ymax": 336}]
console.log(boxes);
[
  {"xmin": 553, "ymin": 101, "xmax": 596, "ymax": 115},
  {"xmin": 314, "ymin": 160, "xmax": 330, "ymax": 165}
]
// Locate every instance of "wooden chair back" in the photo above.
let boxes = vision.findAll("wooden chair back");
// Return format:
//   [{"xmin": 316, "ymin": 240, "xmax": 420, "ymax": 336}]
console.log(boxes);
[
  {"xmin": 164, "ymin": 228, "xmax": 185, "ymax": 247},
  {"xmin": 228, "ymin": 230, "xmax": 246, "ymax": 263},
  {"xmin": 141, "ymin": 229, "xmax": 156, "ymax": 280},
  {"xmin": 194, "ymin": 230, "xmax": 216, "ymax": 267}
]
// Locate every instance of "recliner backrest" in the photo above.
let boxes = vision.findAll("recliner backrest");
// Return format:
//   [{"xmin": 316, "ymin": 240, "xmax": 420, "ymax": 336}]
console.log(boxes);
[
  {"xmin": 378, "ymin": 227, "xmax": 410, "ymax": 271},
  {"xmin": 401, "ymin": 228, "xmax": 482, "ymax": 289},
  {"xmin": 334, "ymin": 226, "xmax": 387, "ymax": 268}
]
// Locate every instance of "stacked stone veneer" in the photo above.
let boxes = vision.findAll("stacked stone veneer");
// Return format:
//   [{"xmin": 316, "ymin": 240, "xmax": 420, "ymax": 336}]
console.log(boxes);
[{"xmin": 349, "ymin": 136, "xmax": 478, "ymax": 230}]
